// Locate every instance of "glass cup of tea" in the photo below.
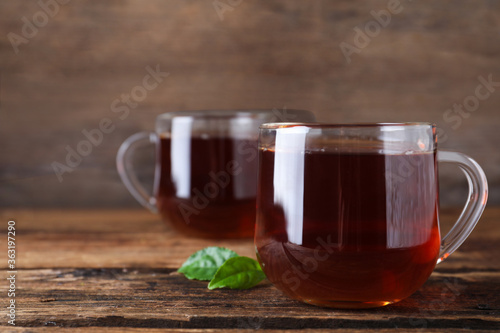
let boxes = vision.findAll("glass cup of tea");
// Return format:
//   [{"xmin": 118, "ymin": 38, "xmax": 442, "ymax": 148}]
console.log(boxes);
[
  {"xmin": 255, "ymin": 123, "xmax": 488, "ymax": 308},
  {"xmin": 116, "ymin": 109, "xmax": 315, "ymax": 238}
]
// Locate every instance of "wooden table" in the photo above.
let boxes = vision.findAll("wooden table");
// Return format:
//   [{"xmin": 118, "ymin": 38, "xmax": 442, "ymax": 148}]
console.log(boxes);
[{"xmin": 1, "ymin": 208, "xmax": 499, "ymax": 332}]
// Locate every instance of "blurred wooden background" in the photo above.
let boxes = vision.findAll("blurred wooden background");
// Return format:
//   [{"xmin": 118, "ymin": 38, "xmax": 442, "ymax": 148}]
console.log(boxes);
[{"xmin": 1, "ymin": 0, "xmax": 499, "ymax": 208}]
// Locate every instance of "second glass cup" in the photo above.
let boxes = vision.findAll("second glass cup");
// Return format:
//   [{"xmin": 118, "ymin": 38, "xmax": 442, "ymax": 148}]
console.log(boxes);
[{"xmin": 117, "ymin": 109, "xmax": 315, "ymax": 238}]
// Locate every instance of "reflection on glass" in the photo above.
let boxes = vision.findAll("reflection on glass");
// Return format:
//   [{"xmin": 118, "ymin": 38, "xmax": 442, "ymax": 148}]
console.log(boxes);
[
  {"xmin": 273, "ymin": 128, "xmax": 308, "ymax": 245},
  {"xmin": 171, "ymin": 117, "xmax": 193, "ymax": 198}
]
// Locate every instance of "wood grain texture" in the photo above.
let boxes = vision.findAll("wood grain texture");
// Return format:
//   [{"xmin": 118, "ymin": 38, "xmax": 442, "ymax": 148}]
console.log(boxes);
[
  {"xmin": 0, "ymin": 208, "xmax": 498, "ymax": 330},
  {"xmin": 1, "ymin": 329, "xmax": 493, "ymax": 333},
  {"xmin": 0, "ymin": 1, "xmax": 499, "ymax": 208}
]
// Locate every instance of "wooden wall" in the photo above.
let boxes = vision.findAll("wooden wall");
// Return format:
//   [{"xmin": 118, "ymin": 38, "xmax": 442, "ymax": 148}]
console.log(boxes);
[{"xmin": 1, "ymin": 0, "xmax": 499, "ymax": 208}]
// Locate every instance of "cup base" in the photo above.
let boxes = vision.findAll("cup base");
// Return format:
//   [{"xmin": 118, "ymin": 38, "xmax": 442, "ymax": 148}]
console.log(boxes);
[{"xmin": 302, "ymin": 298, "xmax": 399, "ymax": 309}]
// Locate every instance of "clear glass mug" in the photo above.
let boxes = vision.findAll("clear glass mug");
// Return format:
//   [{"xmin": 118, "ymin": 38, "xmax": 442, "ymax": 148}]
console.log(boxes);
[
  {"xmin": 116, "ymin": 110, "xmax": 315, "ymax": 238},
  {"xmin": 255, "ymin": 123, "xmax": 488, "ymax": 308}
]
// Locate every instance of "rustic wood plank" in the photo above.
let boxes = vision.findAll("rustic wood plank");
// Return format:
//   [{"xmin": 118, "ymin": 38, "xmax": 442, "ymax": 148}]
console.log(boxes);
[
  {"xmin": 2, "ymin": 268, "xmax": 498, "ymax": 329},
  {"xmin": 0, "ymin": 208, "xmax": 498, "ymax": 330},
  {"xmin": 3, "ymin": 329, "xmax": 493, "ymax": 333}
]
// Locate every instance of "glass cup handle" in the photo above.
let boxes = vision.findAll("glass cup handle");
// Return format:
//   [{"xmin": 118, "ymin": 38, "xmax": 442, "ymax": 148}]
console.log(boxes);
[
  {"xmin": 436, "ymin": 150, "xmax": 488, "ymax": 263},
  {"xmin": 116, "ymin": 131, "xmax": 158, "ymax": 213}
]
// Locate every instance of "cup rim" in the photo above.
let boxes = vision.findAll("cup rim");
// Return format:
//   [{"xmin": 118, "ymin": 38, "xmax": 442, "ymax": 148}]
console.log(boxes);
[
  {"xmin": 156, "ymin": 109, "xmax": 314, "ymax": 120},
  {"xmin": 260, "ymin": 122, "xmax": 435, "ymax": 129}
]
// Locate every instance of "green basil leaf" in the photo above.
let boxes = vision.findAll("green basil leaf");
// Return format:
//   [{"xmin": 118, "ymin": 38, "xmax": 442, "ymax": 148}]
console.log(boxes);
[
  {"xmin": 208, "ymin": 256, "xmax": 266, "ymax": 290},
  {"xmin": 178, "ymin": 247, "xmax": 239, "ymax": 281}
]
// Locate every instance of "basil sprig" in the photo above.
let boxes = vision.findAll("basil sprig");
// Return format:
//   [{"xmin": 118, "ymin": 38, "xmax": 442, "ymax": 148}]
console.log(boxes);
[
  {"xmin": 178, "ymin": 247, "xmax": 266, "ymax": 290},
  {"xmin": 208, "ymin": 256, "xmax": 267, "ymax": 290},
  {"xmin": 178, "ymin": 247, "xmax": 238, "ymax": 280}
]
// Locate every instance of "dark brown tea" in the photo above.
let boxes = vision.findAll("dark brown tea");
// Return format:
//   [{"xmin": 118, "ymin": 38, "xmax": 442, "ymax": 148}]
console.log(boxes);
[
  {"xmin": 156, "ymin": 136, "xmax": 258, "ymax": 238},
  {"xmin": 255, "ymin": 148, "xmax": 441, "ymax": 308}
]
